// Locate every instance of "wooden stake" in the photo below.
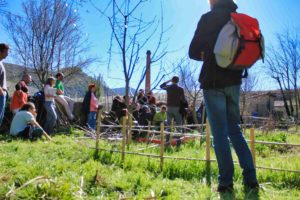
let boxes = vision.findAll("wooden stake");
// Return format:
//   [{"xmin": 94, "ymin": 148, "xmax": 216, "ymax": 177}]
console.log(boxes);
[
  {"xmin": 95, "ymin": 109, "xmax": 102, "ymax": 154},
  {"xmin": 205, "ymin": 120, "xmax": 211, "ymax": 162},
  {"xmin": 121, "ymin": 116, "xmax": 127, "ymax": 163},
  {"xmin": 160, "ymin": 122, "xmax": 165, "ymax": 171},
  {"xmin": 205, "ymin": 119, "xmax": 211, "ymax": 186},
  {"xmin": 146, "ymin": 121, "xmax": 151, "ymax": 144},
  {"xmin": 127, "ymin": 114, "xmax": 132, "ymax": 150},
  {"xmin": 250, "ymin": 128, "xmax": 256, "ymax": 167},
  {"xmin": 200, "ymin": 106, "xmax": 206, "ymax": 146}
]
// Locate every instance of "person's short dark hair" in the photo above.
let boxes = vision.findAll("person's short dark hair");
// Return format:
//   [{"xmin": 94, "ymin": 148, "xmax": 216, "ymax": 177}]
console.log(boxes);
[
  {"xmin": 55, "ymin": 72, "xmax": 64, "ymax": 78},
  {"xmin": 161, "ymin": 105, "xmax": 167, "ymax": 111},
  {"xmin": 20, "ymin": 102, "xmax": 35, "ymax": 111},
  {"xmin": 15, "ymin": 83, "xmax": 21, "ymax": 91},
  {"xmin": 0, "ymin": 43, "xmax": 9, "ymax": 52},
  {"xmin": 172, "ymin": 76, "xmax": 179, "ymax": 83},
  {"xmin": 46, "ymin": 77, "xmax": 55, "ymax": 85}
]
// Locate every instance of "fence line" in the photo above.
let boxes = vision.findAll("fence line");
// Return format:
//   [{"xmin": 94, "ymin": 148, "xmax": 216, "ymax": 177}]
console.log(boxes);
[
  {"xmin": 84, "ymin": 144, "xmax": 300, "ymax": 174},
  {"xmin": 88, "ymin": 118, "xmax": 300, "ymax": 175},
  {"xmin": 84, "ymin": 123, "xmax": 300, "ymax": 147}
]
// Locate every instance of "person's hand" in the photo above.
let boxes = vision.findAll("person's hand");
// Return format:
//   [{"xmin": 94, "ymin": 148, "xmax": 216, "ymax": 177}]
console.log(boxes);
[
  {"xmin": 98, "ymin": 105, "xmax": 103, "ymax": 110},
  {"xmin": 0, "ymin": 87, "xmax": 4, "ymax": 96},
  {"xmin": 57, "ymin": 89, "xmax": 64, "ymax": 95}
]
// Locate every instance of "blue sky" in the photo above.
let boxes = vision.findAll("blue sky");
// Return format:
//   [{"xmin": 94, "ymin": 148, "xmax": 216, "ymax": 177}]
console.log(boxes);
[{"xmin": 1, "ymin": 0, "xmax": 300, "ymax": 90}]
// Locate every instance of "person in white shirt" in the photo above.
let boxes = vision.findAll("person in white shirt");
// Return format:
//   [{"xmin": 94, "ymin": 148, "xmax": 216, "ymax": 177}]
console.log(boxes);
[
  {"xmin": 43, "ymin": 77, "xmax": 57, "ymax": 134},
  {"xmin": 0, "ymin": 43, "xmax": 9, "ymax": 127},
  {"xmin": 10, "ymin": 102, "xmax": 51, "ymax": 141}
]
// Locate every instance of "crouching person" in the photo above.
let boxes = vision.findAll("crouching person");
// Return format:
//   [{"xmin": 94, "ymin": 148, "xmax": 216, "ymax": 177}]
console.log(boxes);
[{"xmin": 10, "ymin": 102, "xmax": 51, "ymax": 141}]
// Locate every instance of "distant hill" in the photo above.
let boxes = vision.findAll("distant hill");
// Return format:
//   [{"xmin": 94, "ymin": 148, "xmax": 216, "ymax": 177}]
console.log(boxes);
[
  {"xmin": 3, "ymin": 63, "xmax": 111, "ymax": 98},
  {"xmin": 111, "ymin": 87, "xmax": 136, "ymax": 96}
]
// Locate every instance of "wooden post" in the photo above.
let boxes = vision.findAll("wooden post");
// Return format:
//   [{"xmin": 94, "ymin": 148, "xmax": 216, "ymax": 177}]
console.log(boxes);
[
  {"xmin": 205, "ymin": 119, "xmax": 211, "ymax": 186},
  {"xmin": 160, "ymin": 122, "xmax": 165, "ymax": 171},
  {"xmin": 95, "ymin": 109, "xmax": 102, "ymax": 155},
  {"xmin": 250, "ymin": 128, "xmax": 256, "ymax": 167},
  {"xmin": 171, "ymin": 118, "xmax": 175, "ymax": 132},
  {"xmin": 205, "ymin": 120, "xmax": 211, "ymax": 163},
  {"xmin": 200, "ymin": 105, "xmax": 206, "ymax": 146},
  {"xmin": 127, "ymin": 114, "xmax": 132, "ymax": 150},
  {"xmin": 121, "ymin": 116, "xmax": 127, "ymax": 163},
  {"xmin": 146, "ymin": 121, "xmax": 151, "ymax": 144},
  {"xmin": 170, "ymin": 118, "xmax": 174, "ymax": 143}
]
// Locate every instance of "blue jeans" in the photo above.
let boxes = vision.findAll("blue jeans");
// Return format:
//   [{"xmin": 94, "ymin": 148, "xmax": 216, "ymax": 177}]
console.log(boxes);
[
  {"xmin": 204, "ymin": 85, "xmax": 257, "ymax": 186},
  {"xmin": 87, "ymin": 111, "xmax": 97, "ymax": 130},
  {"xmin": 43, "ymin": 101, "xmax": 57, "ymax": 134},
  {"xmin": 0, "ymin": 94, "xmax": 6, "ymax": 127}
]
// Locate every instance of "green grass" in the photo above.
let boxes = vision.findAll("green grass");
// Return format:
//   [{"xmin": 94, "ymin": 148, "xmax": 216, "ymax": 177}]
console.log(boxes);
[{"xmin": 0, "ymin": 129, "xmax": 299, "ymax": 199}]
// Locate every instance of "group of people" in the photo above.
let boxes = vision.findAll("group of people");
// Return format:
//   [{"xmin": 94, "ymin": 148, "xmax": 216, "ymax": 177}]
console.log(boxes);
[
  {"xmin": 108, "ymin": 76, "xmax": 186, "ymax": 130},
  {"xmin": 0, "ymin": 43, "xmax": 74, "ymax": 139},
  {"xmin": 0, "ymin": 0, "xmax": 259, "ymax": 192}
]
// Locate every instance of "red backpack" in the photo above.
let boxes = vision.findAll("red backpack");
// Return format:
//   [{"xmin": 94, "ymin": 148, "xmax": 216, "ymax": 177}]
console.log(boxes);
[{"xmin": 214, "ymin": 13, "xmax": 264, "ymax": 70}]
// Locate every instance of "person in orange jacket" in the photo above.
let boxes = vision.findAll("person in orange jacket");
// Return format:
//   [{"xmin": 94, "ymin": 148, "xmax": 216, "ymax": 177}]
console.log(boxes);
[{"xmin": 10, "ymin": 83, "xmax": 28, "ymax": 114}]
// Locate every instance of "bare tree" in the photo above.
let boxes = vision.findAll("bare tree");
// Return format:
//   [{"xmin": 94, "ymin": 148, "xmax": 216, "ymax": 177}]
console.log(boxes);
[
  {"xmin": 0, "ymin": 0, "xmax": 6, "ymax": 14},
  {"xmin": 177, "ymin": 58, "xmax": 202, "ymax": 124},
  {"xmin": 265, "ymin": 30, "xmax": 300, "ymax": 119},
  {"xmin": 2, "ymin": 0, "xmax": 95, "ymax": 87},
  {"xmin": 91, "ymin": 0, "xmax": 169, "ymax": 107}
]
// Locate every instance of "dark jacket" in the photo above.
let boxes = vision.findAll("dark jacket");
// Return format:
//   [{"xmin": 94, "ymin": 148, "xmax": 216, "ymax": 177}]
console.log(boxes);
[
  {"xmin": 189, "ymin": 0, "xmax": 243, "ymax": 89},
  {"xmin": 82, "ymin": 91, "xmax": 92, "ymax": 115},
  {"xmin": 111, "ymin": 98, "xmax": 127, "ymax": 120},
  {"xmin": 160, "ymin": 82, "xmax": 185, "ymax": 107}
]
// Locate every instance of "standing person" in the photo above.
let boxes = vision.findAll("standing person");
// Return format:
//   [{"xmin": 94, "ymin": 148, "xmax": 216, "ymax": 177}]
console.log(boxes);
[
  {"xmin": 189, "ymin": 0, "xmax": 258, "ymax": 192},
  {"xmin": 18, "ymin": 74, "xmax": 32, "ymax": 94},
  {"xmin": 43, "ymin": 77, "xmax": 57, "ymax": 134},
  {"xmin": 10, "ymin": 83, "xmax": 28, "ymax": 114},
  {"xmin": 0, "ymin": 43, "xmax": 9, "ymax": 127},
  {"xmin": 55, "ymin": 72, "xmax": 74, "ymax": 120},
  {"xmin": 10, "ymin": 102, "xmax": 51, "ymax": 141},
  {"xmin": 160, "ymin": 76, "xmax": 185, "ymax": 127},
  {"xmin": 82, "ymin": 84, "xmax": 101, "ymax": 131}
]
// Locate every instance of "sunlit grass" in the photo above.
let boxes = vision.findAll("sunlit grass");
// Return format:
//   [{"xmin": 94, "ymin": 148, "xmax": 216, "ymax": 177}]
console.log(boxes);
[{"xmin": 0, "ymin": 128, "xmax": 299, "ymax": 199}]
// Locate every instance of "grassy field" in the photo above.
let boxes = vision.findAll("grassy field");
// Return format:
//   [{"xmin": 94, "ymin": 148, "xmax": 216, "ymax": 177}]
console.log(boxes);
[{"xmin": 0, "ymin": 128, "xmax": 299, "ymax": 199}]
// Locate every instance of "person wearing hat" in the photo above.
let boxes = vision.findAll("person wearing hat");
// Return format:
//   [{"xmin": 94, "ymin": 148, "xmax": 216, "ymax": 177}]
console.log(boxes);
[
  {"xmin": 189, "ymin": 0, "xmax": 258, "ymax": 193},
  {"xmin": 55, "ymin": 72, "xmax": 75, "ymax": 121}
]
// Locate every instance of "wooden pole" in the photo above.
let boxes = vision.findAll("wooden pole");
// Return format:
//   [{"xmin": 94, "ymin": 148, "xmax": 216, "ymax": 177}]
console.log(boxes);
[
  {"xmin": 160, "ymin": 122, "xmax": 165, "ymax": 171},
  {"xmin": 127, "ymin": 114, "xmax": 132, "ymax": 150},
  {"xmin": 146, "ymin": 121, "xmax": 151, "ymax": 144},
  {"xmin": 205, "ymin": 119, "xmax": 211, "ymax": 186},
  {"xmin": 205, "ymin": 120, "xmax": 211, "ymax": 162},
  {"xmin": 95, "ymin": 110, "xmax": 102, "ymax": 155},
  {"xmin": 200, "ymin": 106, "xmax": 206, "ymax": 146},
  {"xmin": 250, "ymin": 128, "xmax": 256, "ymax": 167},
  {"xmin": 121, "ymin": 116, "xmax": 127, "ymax": 163}
]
